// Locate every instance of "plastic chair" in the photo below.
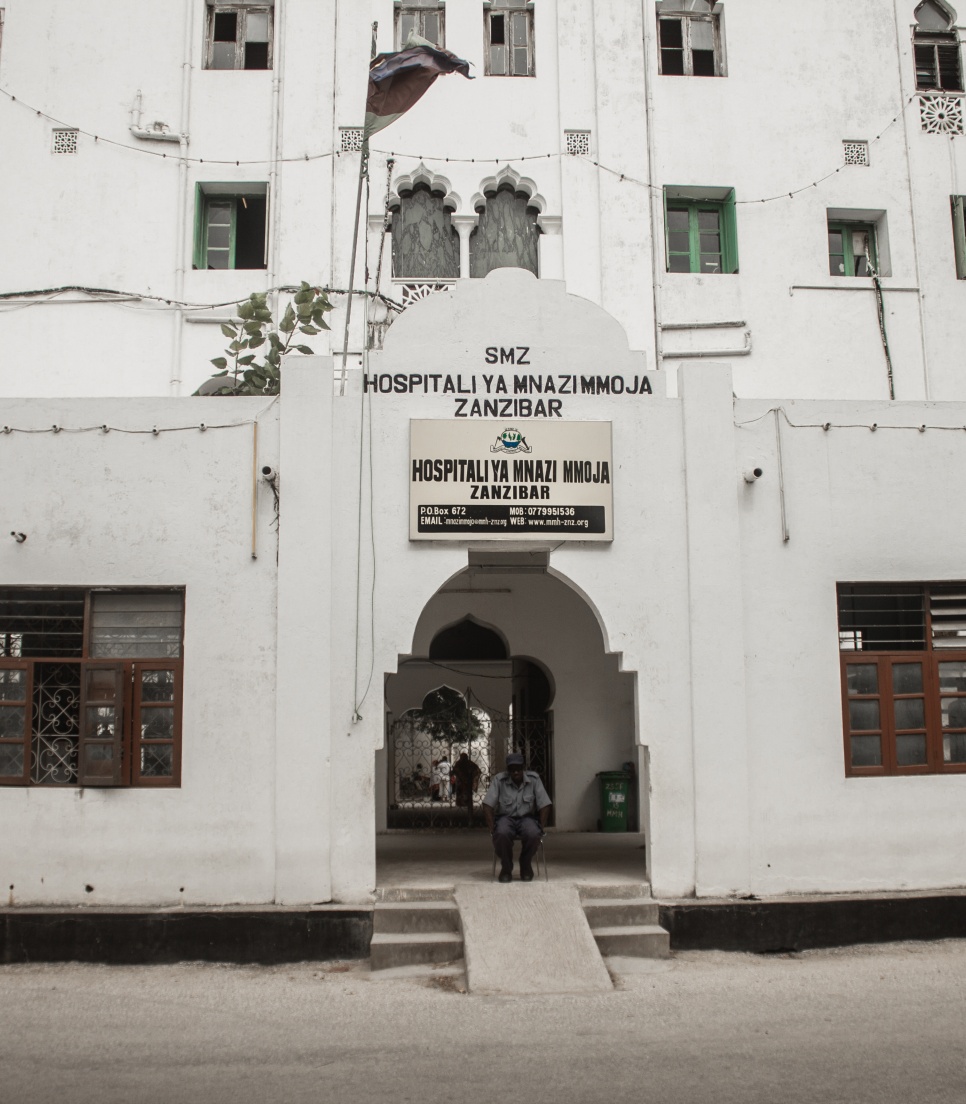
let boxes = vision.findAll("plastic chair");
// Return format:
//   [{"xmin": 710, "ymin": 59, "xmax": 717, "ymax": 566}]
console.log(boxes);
[{"xmin": 491, "ymin": 834, "xmax": 548, "ymax": 881}]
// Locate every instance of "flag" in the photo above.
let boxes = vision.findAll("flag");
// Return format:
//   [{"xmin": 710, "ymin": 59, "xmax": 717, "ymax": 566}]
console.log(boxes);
[{"xmin": 364, "ymin": 41, "xmax": 472, "ymax": 139}]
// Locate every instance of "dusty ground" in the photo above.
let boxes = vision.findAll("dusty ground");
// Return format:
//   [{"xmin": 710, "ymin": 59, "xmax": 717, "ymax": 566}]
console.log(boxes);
[{"xmin": 2, "ymin": 941, "xmax": 965, "ymax": 1104}]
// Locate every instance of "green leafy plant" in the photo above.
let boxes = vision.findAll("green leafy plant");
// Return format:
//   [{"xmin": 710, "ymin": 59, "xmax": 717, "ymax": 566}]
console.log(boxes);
[{"xmin": 200, "ymin": 283, "xmax": 333, "ymax": 395}]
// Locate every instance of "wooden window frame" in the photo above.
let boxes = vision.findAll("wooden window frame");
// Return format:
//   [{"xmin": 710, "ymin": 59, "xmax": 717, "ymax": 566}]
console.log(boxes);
[
  {"xmin": 205, "ymin": 4, "xmax": 274, "ymax": 71},
  {"xmin": 0, "ymin": 662, "xmax": 31, "ymax": 785},
  {"xmin": 839, "ymin": 584, "xmax": 966, "ymax": 777},
  {"xmin": 484, "ymin": 2, "xmax": 535, "ymax": 78},
  {"xmin": 395, "ymin": 3, "xmax": 445, "ymax": 50},
  {"xmin": 657, "ymin": 5, "xmax": 723, "ymax": 78},
  {"xmin": 913, "ymin": 30, "xmax": 963, "ymax": 92},
  {"xmin": 0, "ymin": 589, "xmax": 184, "ymax": 789},
  {"xmin": 663, "ymin": 188, "xmax": 738, "ymax": 274},
  {"xmin": 827, "ymin": 220, "xmax": 877, "ymax": 278}
]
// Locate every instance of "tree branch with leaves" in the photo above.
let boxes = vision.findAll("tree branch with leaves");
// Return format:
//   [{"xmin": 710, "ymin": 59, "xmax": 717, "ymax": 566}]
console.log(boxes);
[{"xmin": 199, "ymin": 283, "xmax": 334, "ymax": 396}]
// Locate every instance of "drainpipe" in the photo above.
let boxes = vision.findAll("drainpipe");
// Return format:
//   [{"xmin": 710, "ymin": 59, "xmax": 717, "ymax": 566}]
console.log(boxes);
[
  {"xmin": 640, "ymin": 2, "xmax": 664, "ymax": 376},
  {"xmin": 267, "ymin": 1, "xmax": 285, "ymax": 317}
]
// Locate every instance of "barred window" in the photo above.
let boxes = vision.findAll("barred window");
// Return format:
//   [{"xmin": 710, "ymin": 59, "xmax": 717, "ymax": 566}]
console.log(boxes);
[
  {"xmin": 838, "ymin": 584, "xmax": 966, "ymax": 776},
  {"xmin": 0, "ymin": 588, "xmax": 184, "ymax": 787}
]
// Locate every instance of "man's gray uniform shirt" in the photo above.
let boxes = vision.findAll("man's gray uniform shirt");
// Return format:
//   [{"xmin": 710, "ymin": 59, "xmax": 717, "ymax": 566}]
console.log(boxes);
[{"xmin": 483, "ymin": 771, "xmax": 552, "ymax": 817}]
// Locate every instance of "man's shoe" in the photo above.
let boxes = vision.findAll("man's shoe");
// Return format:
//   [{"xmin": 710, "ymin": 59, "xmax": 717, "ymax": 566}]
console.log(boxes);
[
  {"xmin": 498, "ymin": 871, "xmax": 512, "ymax": 883},
  {"xmin": 520, "ymin": 867, "xmax": 534, "ymax": 882}
]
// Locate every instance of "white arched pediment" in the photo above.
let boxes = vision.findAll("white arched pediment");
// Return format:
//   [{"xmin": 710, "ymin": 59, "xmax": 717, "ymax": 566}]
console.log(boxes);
[
  {"xmin": 470, "ymin": 165, "xmax": 545, "ymax": 215},
  {"xmin": 389, "ymin": 163, "xmax": 461, "ymax": 213}
]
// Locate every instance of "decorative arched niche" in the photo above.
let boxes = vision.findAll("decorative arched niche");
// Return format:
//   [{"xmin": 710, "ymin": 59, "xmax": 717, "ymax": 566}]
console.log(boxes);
[
  {"xmin": 469, "ymin": 166, "xmax": 545, "ymax": 278},
  {"xmin": 388, "ymin": 165, "xmax": 462, "ymax": 280}
]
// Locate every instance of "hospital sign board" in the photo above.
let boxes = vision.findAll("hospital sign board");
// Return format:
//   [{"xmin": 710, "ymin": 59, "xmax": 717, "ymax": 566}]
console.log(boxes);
[{"xmin": 410, "ymin": 420, "xmax": 613, "ymax": 541}]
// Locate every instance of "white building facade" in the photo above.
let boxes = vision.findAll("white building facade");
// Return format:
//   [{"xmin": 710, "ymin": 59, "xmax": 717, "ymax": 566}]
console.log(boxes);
[{"xmin": 2, "ymin": 2, "xmax": 966, "ymax": 905}]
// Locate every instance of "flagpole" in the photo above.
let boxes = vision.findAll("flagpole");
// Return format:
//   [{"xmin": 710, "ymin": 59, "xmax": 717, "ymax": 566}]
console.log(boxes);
[{"xmin": 340, "ymin": 21, "xmax": 378, "ymax": 397}]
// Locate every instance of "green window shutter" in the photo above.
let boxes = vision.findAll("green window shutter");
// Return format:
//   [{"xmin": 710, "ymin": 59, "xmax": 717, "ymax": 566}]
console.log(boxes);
[
  {"xmin": 192, "ymin": 184, "xmax": 205, "ymax": 270},
  {"xmin": 952, "ymin": 196, "xmax": 966, "ymax": 279},
  {"xmin": 721, "ymin": 188, "xmax": 738, "ymax": 273}
]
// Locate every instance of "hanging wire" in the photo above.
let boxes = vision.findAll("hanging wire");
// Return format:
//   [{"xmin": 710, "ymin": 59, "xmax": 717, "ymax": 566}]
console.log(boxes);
[{"xmin": 0, "ymin": 82, "xmax": 922, "ymax": 206}]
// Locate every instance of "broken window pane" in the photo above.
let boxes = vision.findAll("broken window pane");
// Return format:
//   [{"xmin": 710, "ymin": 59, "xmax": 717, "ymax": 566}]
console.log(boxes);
[
  {"xmin": 213, "ymin": 11, "xmax": 237, "ymax": 41},
  {"xmin": 491, "ymin": 14, "xmax": 506, "ymax": 46}
]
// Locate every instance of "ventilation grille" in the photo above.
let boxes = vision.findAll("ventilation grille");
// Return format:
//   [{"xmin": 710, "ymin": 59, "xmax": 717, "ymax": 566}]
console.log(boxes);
[
  {"xmin": 843, "ymin": 140, "xmax": 869, "ymax": 166},
  {"xmin": 52, "ymin": 129, "xmax": 79, "ymax": 154},
  {"xmin": 340, "ymin": 127, "xmax": 364, "ymax": 152},
  {"xmin": 564, "ymin": 130, "xmax": 590, "ymax": 156}
]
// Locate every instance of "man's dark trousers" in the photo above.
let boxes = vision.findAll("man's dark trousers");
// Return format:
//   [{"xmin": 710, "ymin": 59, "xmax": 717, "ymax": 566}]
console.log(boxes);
[{"xmin": 493, "ymin": 815, "xmax": 542, "ymax": 876}]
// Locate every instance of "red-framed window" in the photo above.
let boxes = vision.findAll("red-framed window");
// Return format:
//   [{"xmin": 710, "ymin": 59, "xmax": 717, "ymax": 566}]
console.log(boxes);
[
  {"xmin": 0, "ymin": 588, "xmax": 184, "ymax": 788},
  {"xmin": 838, "ymin": 584, "xmax": 966, "ymax": 776}
]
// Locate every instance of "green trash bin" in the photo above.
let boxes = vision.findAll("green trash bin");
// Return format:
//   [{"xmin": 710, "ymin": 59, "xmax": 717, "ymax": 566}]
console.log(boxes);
[{"xmin": 597, "ymin": 771, "xmax": 631, "ymax": 832}]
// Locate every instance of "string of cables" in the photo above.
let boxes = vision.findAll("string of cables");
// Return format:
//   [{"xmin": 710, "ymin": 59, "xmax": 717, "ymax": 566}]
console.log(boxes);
[{"xmin": 0, "ymin": 82, "xmax": 923, "ymax": 203}]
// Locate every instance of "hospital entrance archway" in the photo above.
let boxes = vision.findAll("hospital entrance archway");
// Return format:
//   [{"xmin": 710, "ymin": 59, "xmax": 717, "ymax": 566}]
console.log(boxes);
[{"xmin": 377, "ymin": 554, "xmax": 642, "ymax": 838}]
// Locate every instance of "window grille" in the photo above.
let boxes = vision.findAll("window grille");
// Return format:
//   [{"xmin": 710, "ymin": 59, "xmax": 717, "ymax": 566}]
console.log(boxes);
[
  {"xmin": 565, "ymin": 130, "xmax": 591, "ymax": 156},
  {"xmin": 837, "ymin": 584, "xmax": 966, "ymax": 775},
  {"xmin": 843, "ymin": 141, "xmax": 869, "ymax": 166},
  {"xmin": 0, "ymin": 588, "xmax": 184, "ymax": 787},
  {"xmin": 52, "ymin": 129, "xmax": 79, "ymax": 155}
]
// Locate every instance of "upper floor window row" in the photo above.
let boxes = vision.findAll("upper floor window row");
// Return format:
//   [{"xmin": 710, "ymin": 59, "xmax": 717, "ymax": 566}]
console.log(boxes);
[
  {"xmin": 205, "ymin": 3, "xmax": 274, "ymax": 70},
  {"xmin": 393, "ymin": 2, "xmax": 535, "ymax": 77},
  {"xmin": 654, "ymin": 3, "xmax": 964, "ymax": 88}
]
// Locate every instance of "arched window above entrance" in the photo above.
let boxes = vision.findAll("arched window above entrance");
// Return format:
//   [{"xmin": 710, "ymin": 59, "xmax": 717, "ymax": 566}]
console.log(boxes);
[
  {"xmin": 469, "ymin": 185, "xmax": 541, "ymax": 278},
  {"xmin": 390, "ymin": 184, "xmax": 460, "ymax": 279},
  {"xmin": 429, "ymin": 619, "xmax": 509, "ymax": 660}
]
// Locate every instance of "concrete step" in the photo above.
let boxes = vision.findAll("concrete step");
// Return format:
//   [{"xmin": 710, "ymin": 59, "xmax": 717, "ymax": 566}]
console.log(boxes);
[
  {"xmin": 374, "ymin": 886, "xmax": 456, "ymax": 902},
  {"xmin": 590, "ymin": 924, "xmax": 670, "ymax": 959},
  {"xmin": 370, "ymin": 931, "xmax": 464, "ymax": 970},
  {"xmin": 577, "ymin": 883, "xmax": 652, "ymax": 900},
  {"xmin": 372, "ymin": 901, "xmax": 461, "ymax": 934},
  {"xmin": 582, "ymin": 898, "xmax": 661, "ymax": 927}
]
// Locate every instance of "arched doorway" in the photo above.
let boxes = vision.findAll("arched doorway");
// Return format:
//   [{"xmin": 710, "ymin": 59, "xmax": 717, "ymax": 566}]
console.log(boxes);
[
  {"xmin": 378, "ymin": 554, "xmax": 640, "ymax": 837},
  {"xmin": 384, "ymin": 620, "xmax": 555, "ymax": 828}
]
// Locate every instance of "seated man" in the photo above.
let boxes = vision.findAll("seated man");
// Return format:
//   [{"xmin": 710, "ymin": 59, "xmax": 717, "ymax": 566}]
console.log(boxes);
[{"xmin": 482, "ymin": 753, "xmax": 552, "ymax": 883}]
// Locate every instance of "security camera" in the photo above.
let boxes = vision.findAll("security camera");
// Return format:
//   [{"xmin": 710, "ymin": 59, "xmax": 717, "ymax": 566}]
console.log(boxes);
[
  {"xmin": 261, "ymin": 465, "xmax": 277, "ymax": 481},
  {"xmin": 743, "ymin": 467, "xmax": 763, "ymax": 483}
]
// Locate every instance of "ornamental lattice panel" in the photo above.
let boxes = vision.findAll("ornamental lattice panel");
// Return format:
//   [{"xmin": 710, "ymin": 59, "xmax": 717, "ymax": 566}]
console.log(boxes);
[
  {"xmin": 340, "ymin": 127, "xmax": 364, "ymax": 152},
  {"xmin": 843, "ymin": 141, "xmax": 869, "ymax": 166},
  {"xmin": 51, "ymin": 129, "xmax": 79, "ymax": 154},
  {"xmin": 565, "ymin": 130, "xmax": 591, "ymax": 156},
  {"xmin": 918, "ymin": 94, "xmax": 964, "ymax": 135}
]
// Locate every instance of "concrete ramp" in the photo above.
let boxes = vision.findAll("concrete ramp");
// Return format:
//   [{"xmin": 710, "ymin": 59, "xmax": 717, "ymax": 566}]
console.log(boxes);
[{"xmin": 455, "ymin": 883, "xmax": 612, "ymax": 994}]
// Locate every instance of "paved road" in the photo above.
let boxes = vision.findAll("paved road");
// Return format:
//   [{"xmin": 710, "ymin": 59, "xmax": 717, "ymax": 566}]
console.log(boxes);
[{"xmin": 2, "ymin": 941, "xmax": 965, "ymax": 1104}]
